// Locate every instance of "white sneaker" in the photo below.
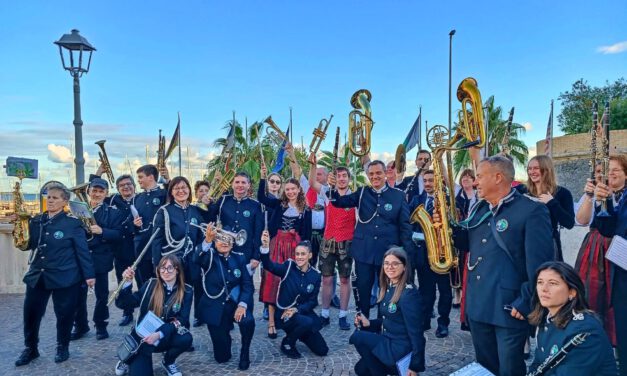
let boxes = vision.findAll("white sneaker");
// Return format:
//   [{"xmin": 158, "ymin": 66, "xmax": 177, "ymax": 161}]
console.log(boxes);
[
  {"xmin": 162, "ymin": 360, "xmax": 182, "ymax": 376},
  {"xmin": 114, "ymin": 360, "xmax": 128, "ymax": 376}
]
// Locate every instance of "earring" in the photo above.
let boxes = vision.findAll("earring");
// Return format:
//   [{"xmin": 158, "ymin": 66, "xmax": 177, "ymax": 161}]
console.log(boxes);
[{"xmin": 568, "ymin": 296, "xmax": 574, "ymax": 301}]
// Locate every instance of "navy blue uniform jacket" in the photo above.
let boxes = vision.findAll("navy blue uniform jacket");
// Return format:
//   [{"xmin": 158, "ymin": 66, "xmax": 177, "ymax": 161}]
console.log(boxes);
[
  {"xmin": 331, "ymin": 184, "xmax": 413, "ymax": 266},
  {"xmin": 195, "ymin": 246, "xmax": 254, "ymax": 326},
  {"xmin": 88, "ymin": 204, "xmax": 124, "ymax": 274},
  {"xmin": 151, "ymin": 203, "xmax": 206, "ymax": 266},
  {"xmin": 454, "ymin": 190, "xmax": 554, "ymax": 328},
  {"xmin": 23, "ymin": 212, "xmax": 95, "ymax": 289},
  {"xmin": 530, "ymin": 312, "xmax": 617, "ymax": 375},
  {"xmin": 134, "ymin": 186, "xmax": 167, "ymax": 254},
  {"xmin": 208, "ymin": 195, "xmax": 263, "ymax": 262},
  {"xmin": 116, "ymin": 278, "xmax": 193, "ymax": 337}
]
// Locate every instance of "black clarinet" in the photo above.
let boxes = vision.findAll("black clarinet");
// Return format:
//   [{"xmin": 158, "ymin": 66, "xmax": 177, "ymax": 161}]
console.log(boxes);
[
  {"xmin": 350, "ymin": 270, "xmax": 362, "ymax": 329},
  {"xmin": 526, "ymin": 332, "xmax": 590, "ymax": 376}
]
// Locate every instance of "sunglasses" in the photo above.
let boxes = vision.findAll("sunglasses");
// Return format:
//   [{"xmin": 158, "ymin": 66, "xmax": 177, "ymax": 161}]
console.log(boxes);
[{"xmin": 268, "ymin": 179, "xmax": 282, "ymax": 184}]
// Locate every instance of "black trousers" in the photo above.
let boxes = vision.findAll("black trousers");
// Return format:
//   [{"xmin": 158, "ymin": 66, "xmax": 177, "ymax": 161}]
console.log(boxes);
[
  {"xmin": 351, "ymin": 331, "xmax": 397, "ymax": 376},
  {"xmin": 417, "ymin": 265, "xmax": 452, "ymax": 329},
  {"xmin": 467, "ymin": 318, "xmax": 527, "ymax": 376},
  {"xmin": 354, "ymin": 261, "xmax": 381, "ymax": 319},
  {"xmin": 613, "ymin": 267, "xmax": 627, "ymax": 376},
  {"xmin": 277, "ymin": 312, "xmax": 328, "ymax": 356},
  {"xmin": 207, "ymin": 301, "xmax": 255, "ymax": 363},
  {"xmin": 74, "ymin": 272, "xmax": 109, "ymax": 330},
  {"xmin": 113, "ymin": 252, "xmax": 134, "ymax": 316},
  {"xmin": 23, "ymin": 278, "xmax": 80, "ymax": 348},
  {"xmin": 128, "ymin": 331, "xmax": 192, "ymax": 376}
]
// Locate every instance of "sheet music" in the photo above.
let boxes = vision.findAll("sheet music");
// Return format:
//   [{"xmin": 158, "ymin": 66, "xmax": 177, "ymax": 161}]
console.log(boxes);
[
  {"xmin": 136, "ymin": 310, "xmax": 165, "ymax": 339},
  {"xmin": 449, "ymin": 362, "xmax": 495, "ymax": 376},
  {"xmin": 68, "ymin": 200, "xmax": 94, "ymax": 219},
  {"xmin": 606, "ymin": 235, "xmax": 627, "ymax": 271},
  {"xmin": 396, "ymin": 352, "xmax": 411, "ymax": 376}
]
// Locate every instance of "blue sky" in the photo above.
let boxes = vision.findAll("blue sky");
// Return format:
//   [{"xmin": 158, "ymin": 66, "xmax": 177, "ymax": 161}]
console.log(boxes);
[{"xmin": 1, "ymin": 0, "xmax": 626, "ymax": 192}]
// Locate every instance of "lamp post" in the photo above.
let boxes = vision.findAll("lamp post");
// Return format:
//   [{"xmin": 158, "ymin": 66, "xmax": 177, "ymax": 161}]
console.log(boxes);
[{"xmin": 54, "ymin": 29, "xmax": 96, "ymax": 185}]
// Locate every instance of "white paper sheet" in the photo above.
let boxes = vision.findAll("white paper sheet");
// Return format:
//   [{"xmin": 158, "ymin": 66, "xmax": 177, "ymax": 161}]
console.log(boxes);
[
  {"xmin": 449, "ymin": 362, "xmax": 495, "ymax": 376},
  {"xmin": 136, "ymin": 310, "xmax": 165, "ymax": 339},
  {"xmin": 396, "ymin": 353, "xmax": 412, "ymax": 376},
  {"xmin": 606, "ymin": 235, "xmax": 627, "ymax": 271}
]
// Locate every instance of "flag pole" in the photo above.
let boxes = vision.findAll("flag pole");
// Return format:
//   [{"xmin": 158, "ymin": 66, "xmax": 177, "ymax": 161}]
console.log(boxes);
[{"xmin": 178, "ymin": 112, "xmax": 182, "ymax": 176}]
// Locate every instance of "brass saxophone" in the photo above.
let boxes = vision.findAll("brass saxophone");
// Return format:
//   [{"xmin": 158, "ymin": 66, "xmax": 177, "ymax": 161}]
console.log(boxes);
[
  {"xmin": 12, "ymin": 180, "xmax": 30, "ymax": 251},
  {"xmin": 348, "ymin": 89, "xmax": 373, "ymax": 156},
  {"xmin": 414, "ymin": 77, "xmax": 487, "ymax": 274},
  {"xmin": 409, "ymin": 148, "xmax": 457, "ymax": 274}
]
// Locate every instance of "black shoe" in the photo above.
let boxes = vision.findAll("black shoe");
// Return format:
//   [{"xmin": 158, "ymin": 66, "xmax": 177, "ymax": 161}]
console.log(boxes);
[
  {"xmin": 268, "ymin": 325, "xmax": 277, "ymax": 339},
  {"xmin": 193, "ymin": 318, "xmax": 203, "ymax": 327},
  {"xmin": 96, "ymin": 328, "xmax": 109, "ymax": 340},
  {"xmin": 70, "ymin": 327, "xmax": 90, "ymax": 341},
  {"xmin": 280, "ymin": 338, "xmax": 302, "ymax": 359},
  {"xmin": 319, "ymin": 315, "xmax": 330, "ymax": 327},
  {"xmin": 338, "ymin": 316, "xmax": 351, "ymax": 330},
  {"xmin": 435, "ymin": 324, "xmax": 449, "ymax": 338},
  {"xmin": 330, "ymin": 295, "xmax": 340, "ymax": 308},
  {"xmin": 54, "ymin": 345, "xmax": 69, "ymax": 363},
  {"xmin": 118, "ymin": 314, "xmax": 133, "ymax": 327},
  {"xmin": 238, "ymin": 351, "xmax": 250, "ymax": 370},
  {"xmin": 15, "ymin": 347, "xmax": 39, "ymax": 366}
]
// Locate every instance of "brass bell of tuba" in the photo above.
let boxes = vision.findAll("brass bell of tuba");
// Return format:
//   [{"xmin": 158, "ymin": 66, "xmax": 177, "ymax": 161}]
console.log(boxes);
[
  {"xmin": 348, "ymin": 89, "xmax": 373, "ymax": 157},
  {"xmin": 456, "ymin": 77, "xmax": 486, "ymax": 149},
  {"xmin": 95, "ymin": 140, "xmax": 115, "ymax": 186}
]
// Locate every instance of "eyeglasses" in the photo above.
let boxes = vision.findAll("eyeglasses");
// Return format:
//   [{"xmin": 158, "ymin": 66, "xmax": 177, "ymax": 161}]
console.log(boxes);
[
  {"xmin": 159, "ymin": 266, "xmax": 177, "ymax": 273},
  {"xmin": 118, "ymin": 183, "xmax": 134, "ymax": 188},
  {"xmin": 268, "ymin": 179, "xmax": 282, "ymax": 184},
  {"xmin": 383, "ymin": 261, "xmax": 404, "ymax": 268}
]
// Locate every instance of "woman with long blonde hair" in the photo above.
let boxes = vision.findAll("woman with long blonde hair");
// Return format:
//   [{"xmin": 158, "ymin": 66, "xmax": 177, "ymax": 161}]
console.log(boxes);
[
  {"xmin": 115, "ymin": 255, "xmax": 193, "ymax": 376},
  {"xmin": 520, "ymin": 155, "xmax": 575, "ymax": 261}
]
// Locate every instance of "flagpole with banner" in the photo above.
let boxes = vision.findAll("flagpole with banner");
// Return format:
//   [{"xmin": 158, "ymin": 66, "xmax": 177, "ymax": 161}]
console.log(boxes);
[
  {"xmin": 544, "ymin": 100, "xmax": 554, "ymax": 157},
  {"xmin": 164, "ymin": 113, "xmax": 181, "ymax": 176},
  {"xmin": 178, "ymin": 112, "xmax": 182, "ymax": 176}
]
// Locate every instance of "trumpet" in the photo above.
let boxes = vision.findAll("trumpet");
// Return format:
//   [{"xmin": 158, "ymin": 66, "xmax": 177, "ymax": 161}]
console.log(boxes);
[
  {"xmin": 348, "ymin": 89, "xmax": 373, "ymax": 156},
  {"xmin": 264, "ymin": 116, "xmax": 289, "ymax": 147},
  {"xmin": 95, "ymin": 140, "xmax": 115, "ymax": 186},
  {"xmin": 191, "ymin": 222, "xmax": 247, "ymax": 247},
  {"xmin": 309, "ymin": 115, "xmax": 333, "ymax": 155}
]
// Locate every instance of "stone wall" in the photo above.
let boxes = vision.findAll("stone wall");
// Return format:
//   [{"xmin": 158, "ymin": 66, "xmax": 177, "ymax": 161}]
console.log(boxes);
[{"xmin": 536, "ymin": 129, "xmax": 627, "ymax": 199}]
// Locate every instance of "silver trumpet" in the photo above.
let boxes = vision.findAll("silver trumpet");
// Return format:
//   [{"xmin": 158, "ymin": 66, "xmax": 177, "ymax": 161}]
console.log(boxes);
[{"xmin": 191, "ymin": 222, "xmax": 247, "ymax": 247}]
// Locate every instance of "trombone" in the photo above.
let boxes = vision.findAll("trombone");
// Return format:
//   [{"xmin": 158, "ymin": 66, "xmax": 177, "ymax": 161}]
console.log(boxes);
[{"xmin": 95, "ymin": 140, "xmax": 115, "ymax": 186}]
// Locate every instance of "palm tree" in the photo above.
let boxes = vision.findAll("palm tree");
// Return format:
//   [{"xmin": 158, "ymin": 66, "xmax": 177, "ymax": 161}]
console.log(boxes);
[{"xmin": 452, "ymin": 96, "xmax": 528, "ymax": 177}]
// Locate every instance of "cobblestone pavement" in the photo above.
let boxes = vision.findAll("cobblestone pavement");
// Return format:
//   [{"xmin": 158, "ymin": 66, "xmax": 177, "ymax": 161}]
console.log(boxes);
[{"xmin": 0, "ymin": 287, "xmax": 476, "ymax": 376}]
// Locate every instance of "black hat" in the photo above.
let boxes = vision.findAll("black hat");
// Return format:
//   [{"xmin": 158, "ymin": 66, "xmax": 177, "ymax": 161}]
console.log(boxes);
[{"xmin": 89, "ymin": 178, "xmax": 109, "ymax": 189}]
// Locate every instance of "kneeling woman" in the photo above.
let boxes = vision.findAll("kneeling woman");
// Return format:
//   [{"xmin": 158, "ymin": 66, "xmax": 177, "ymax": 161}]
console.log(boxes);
[
  {"xmin": 260, "ymin": 231, "xmax": 328, "ymax": 359},
  {"xmin": 350, "ymin": 247, "xmax": 426, "ymax": 376},
  {"xmin": 195, "ymin": 224, "xmax": 255, "ymax": 370},
  {"xmin": 115, "ymin": 255, "xmax": 193, "ymax": 376},
  {"xmin": 528, "ymin": 261, "xmax": 617, "ymax": 376}
]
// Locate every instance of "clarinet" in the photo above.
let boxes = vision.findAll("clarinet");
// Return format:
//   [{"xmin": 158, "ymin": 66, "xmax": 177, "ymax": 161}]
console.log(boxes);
[
  {"xmin": 350, "ymin": 270, "xmax": 362, "ymax": 329},
  {"xmin": 588, "ymin": 101, "xmax": 599, "ymax": 195},
  {"xmin": 526, "ymin": 332, "xmax": 590, "ymax": 376}
]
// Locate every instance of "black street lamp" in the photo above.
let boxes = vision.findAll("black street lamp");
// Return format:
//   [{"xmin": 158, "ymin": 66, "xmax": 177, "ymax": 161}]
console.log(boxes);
[{"xmin": 54, "ymin": 29, "xmax": 96, "ymax": 185}]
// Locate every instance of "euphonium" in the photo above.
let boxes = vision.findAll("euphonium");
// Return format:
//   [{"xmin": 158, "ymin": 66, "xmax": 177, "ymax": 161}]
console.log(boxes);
[
  {"xmin": 409, "ymin": 148, "xmax": 458, "ymax": 274},
  {"xmin": 348, "ymin": 89, "xmax": 373, "ymax": 156},
  {"xmin": 208, "ymin": 169, "xmax": 236, "ymax": 201},
  {"xmin": 95, "ymin": 140, "xmax": 115, "ymax": 186},
  {"xmin": 264, "ymin": 116, "xmax": 289, "ymax": 147},
  {"xmin": 309, "ymin": 115, "xmax": 333, "ymax": 155},
  {"xmin": 12, "ymin": 180, "xmax": 30, "ymax": 251},
  {"xmin": 69, "ymin": 183, "xmax": 97, "ymax": 231},
  {"xmin": 456, "ymin": 77, "xmax": 486, "ymax": 149}
]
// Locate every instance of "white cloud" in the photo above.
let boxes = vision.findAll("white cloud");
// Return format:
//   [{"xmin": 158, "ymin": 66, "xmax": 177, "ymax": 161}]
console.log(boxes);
[
  {"xmin": 47, "ymin": 144, "xmax": 74, "ymax": 163},
  {"xmin": 597, "ymin": 41, "xmax": 627, "ymax": 54},
  {"xmin": 523, "ymin": 122, "xmax": 532, "ymax": 131}
]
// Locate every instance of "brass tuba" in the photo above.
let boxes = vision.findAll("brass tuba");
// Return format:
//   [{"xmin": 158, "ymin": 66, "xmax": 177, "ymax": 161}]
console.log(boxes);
[
  {"xmin": 409, "ymin": 148, "xmax": 458, "ymax": 274},
  {"xmin": 12, "ymin": 179, "xmax": 30, "ymax": 251},
  {"xmin": 264, "ymin": 116, "xmax": 289, "ymax": 147},
  {"xmin": 95, "ymin": 140, "xmax": 115, "ymax": 186},
  {"xmin": 348, "ymin": 89, "xmax": 373, "ymax": 156},
  {"xmin": 455, "ymin": 77, "xmax": 486, "ymax": 149},
  {"xmin": 208, "ymin": 169, "xmax": 236, "ymax": 201},
  {"xmin": 309, "ymin": 115, "xmax": 333, "ymax": 155}
]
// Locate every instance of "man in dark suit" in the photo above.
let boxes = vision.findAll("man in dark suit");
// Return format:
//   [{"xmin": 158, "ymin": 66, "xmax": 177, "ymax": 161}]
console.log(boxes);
[
  {"xmin": 447, "ymin": 156, "xmax": 553, "ymax": 376},
  {"xmin": 396, "ymin": 149, "xmax": 432, "ymax": 202},
  {"xmin": 330, "ymin": 160, "xmax": 413, "ymax": 319},
  {"xmin": 71, "ymin": 178, "xmax": 123, "ymax": 341},
  {"xmin": 409, "ymin": 170, "xmax": 453, "ymax": 338}
]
